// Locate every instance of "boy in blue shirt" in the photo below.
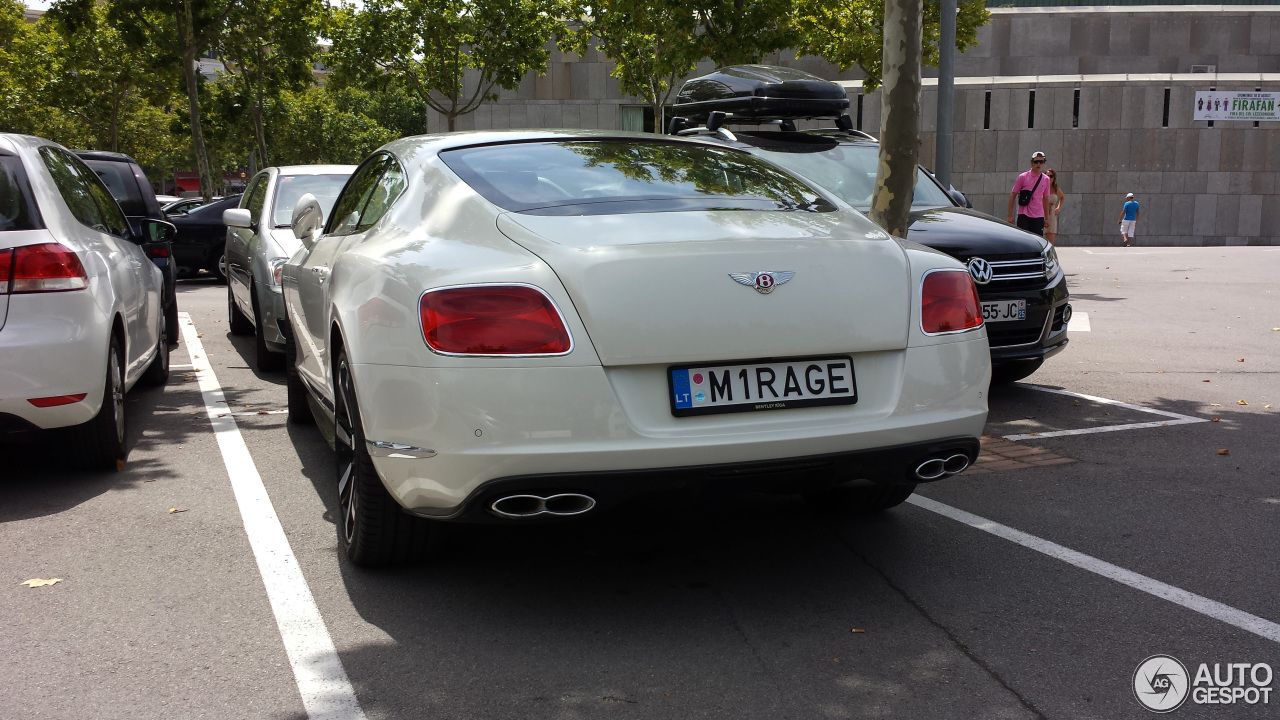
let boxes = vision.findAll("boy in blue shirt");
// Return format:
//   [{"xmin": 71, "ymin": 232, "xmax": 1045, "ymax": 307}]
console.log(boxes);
[{"xmin": 1117, "ymin": 193, "xmax": 1140, "ymax": 247}]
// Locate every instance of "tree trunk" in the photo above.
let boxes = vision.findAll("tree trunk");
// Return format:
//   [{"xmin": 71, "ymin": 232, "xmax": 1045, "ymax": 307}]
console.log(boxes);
[
  {"xmin": 253, "ymin": 57, "xmax": 268, "ymax": 166},
  {"xmin": 182, "ymin": 0, "xmax": 214, "ymax": 202},
  {"xmin": 869, "ymin": 0, "xmax": 923, "ymax": 238},
  {"xmin": 110, "ymin": 92, "xmax": 120, "ymax": 152}
]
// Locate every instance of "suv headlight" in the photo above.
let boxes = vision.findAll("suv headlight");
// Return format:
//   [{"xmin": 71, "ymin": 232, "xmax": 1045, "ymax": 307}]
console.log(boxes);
[
  {"xmin": 1043, "ymin": 246, "xmax": 1059, "ymax": 279},
  {"xmin": 269, "ymin": 258, "xmax": 288, "ymax": 288}
]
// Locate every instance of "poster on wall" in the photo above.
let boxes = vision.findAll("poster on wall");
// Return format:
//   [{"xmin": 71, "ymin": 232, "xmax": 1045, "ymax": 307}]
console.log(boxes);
[{"xmin": 1194, "ymin": 91, "xmax": 1279, "ymax": 121}]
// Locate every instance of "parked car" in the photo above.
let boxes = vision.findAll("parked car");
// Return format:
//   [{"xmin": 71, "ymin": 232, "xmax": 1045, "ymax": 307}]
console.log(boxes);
[
  {"xmin": 161, "ymin": 197, "xmax": 209, "ymax": 216},
  {"xmin": 155, "ymin": 194, "xmax": 183, "ymax": 205},
  {"xmin": 1, "ymin": 134, "xmax": 173, "ymax": 469},
  {"xmin": 669, "ymin": 65, "xmax": 1071, "ymax": 384},
  {"xmin": 75, "ymin": 151, "xmax": 179, "ymax": 347},
  {"xmin": 282, "ymin": 131, "xmax": 990, "ymax": 566},
  {"xmin": 224, "ymin": 165, "xmax": 355, "ymax": 371},
  {"xmin": 169, "ymin": 194, "xmax": 240, "ymax": 282}
]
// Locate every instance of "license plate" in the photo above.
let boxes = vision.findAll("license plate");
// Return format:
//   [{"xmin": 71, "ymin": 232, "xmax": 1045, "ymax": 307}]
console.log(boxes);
[
  {"xmin": 981, "ymin": 299, "xmax": 1026, "ymax": 323},
  {"xmin": 669, "ymin": 357, "xmax": 857, "ymax": 417}
]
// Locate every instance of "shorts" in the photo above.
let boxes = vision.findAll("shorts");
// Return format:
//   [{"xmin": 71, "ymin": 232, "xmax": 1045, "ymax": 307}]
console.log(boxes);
[
  {"xmin": 1120, "ymin": 219, "xmax": 1137, "ymax": 236},
  {"xmin": 1016, "ymin": 214, "xmax": 1045, "ymax": 236}
]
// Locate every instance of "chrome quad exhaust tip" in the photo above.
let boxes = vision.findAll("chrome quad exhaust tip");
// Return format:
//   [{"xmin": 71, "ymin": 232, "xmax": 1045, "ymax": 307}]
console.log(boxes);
[
  {"xmin": 913, "ymin": 453, "xmax": 972, "ymax": 482},
  {"xmin": 489, "ymin": 493, "xmax": 597, "ymax": 519}
]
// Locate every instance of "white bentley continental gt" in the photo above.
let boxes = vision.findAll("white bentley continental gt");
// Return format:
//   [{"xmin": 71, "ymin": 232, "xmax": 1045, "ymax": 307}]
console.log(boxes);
[{"xmin": 281, "ymin": 131, "xmax": 990, "ymax": 566}]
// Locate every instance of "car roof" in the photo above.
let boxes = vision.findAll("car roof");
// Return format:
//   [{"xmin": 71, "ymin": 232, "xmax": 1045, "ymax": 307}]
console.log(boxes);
[
  {"xmin": 271, "ymin": 165, "xmax": 358, "ymax": 175},
  {"xmin": 73, "ymin": 150, "xmax": 141, "ymax": 165},
  {"xmin": 381, "ymin": 129, "xmax": 735, "ymax": 159}
]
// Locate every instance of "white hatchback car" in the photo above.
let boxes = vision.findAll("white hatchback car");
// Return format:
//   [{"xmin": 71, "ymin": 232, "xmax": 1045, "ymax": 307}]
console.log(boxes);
[
  {"xmin": 282, "ymin": 131, "xmax": 990, "ymax": 566},
  {"xmin": 0, "ymin": 134, "xmax": 172, "ymax": 469}
]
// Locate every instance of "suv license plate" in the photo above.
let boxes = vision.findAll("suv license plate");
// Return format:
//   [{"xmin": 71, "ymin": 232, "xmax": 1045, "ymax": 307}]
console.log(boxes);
[
  {"xmin": 981, "ymin": 299, "xmax": 1026, "ymax": 323},
  {"xmin": 669, "ymin": 357, "xmax": 857, "ymax": 417}
]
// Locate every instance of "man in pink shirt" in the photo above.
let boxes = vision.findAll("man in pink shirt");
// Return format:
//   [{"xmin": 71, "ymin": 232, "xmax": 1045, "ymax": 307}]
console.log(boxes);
[{"xmin": 1006, "ymin": 151, "xmax": 1053, "ymax": 236}]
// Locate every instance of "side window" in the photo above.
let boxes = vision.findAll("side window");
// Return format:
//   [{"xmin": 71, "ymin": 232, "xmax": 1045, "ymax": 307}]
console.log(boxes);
[
  {"xmin": 326, "ymin": 155, "xmax": 387, "ymax": 236},
  {"xmin": 243, "ymin": 173, "xmax": 268, "ymax": 224},
  {"xmin": 72, "ymin": 153, "xmax": 131, "ymax": 237},
  {"xmin": 355, "ymin": 156, "xmax": 406, "ymax": 233},
  {"xmin": 40, "ymin": 146, "xmax": 107, "ymax": 233}
]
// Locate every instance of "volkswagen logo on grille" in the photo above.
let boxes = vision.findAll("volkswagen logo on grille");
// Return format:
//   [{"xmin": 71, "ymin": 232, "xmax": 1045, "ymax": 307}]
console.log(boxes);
[
  {"xmin": 729, "ymin": 271, "xmax": 795, "ymax": 294},
  {"xmin": 967, "ymin": 257, "xmax": 994, "ymax": 285}
]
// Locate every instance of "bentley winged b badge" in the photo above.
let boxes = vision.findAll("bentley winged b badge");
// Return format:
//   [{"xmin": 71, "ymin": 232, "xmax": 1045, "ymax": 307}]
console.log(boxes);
[{"xmin": 730, "ymin": 271, "xmax": 795, "ymax": 294}]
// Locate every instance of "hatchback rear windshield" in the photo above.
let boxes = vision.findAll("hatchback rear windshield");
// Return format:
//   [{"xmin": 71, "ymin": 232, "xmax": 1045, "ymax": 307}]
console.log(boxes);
[
  {"xmin": 737, "ymin": 133, "xmax": 955, "ymax": 212},
  {"xmin": 440, "ymin": 140, "xmax": 835, "ymax": 216},
  {"xmin": 273, "ymin": 174, "xmax": 350, "ymax": 227},
  {"xmin": 81, "ymin": 159, "xmax": 148, "ymax": 217},
  {"xmin": 0, "ymin": 154, "xmax": 43, "ymax": 231}
]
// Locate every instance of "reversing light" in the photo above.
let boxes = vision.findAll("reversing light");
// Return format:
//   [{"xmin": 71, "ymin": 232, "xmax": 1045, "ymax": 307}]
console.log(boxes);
[
  {"xmin": 8, "ymin": 243, "xmax": 88, "ymax": 293},
  {"xmin": 0, "ymin": 248, "xmax": 11, "ymax": 294},
  {"xmin": 419, "ymin": 284, "xmax": 572, "ymax": 355},
  {"xmin": 921, "ymin": 269, "xmax": 983, "ymax": 335}
]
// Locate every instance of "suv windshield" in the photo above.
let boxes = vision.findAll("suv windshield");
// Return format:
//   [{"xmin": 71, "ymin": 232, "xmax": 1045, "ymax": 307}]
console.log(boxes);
[
  {"xmin": 1, "ymin": 155, "xmax": 42, "ymax": 231},
  {"xmin": 273, "ymin": 174, "xmax": 350, "ymax": 227},
  {"xmin": 736, "ymin": 133, "xmax": 955, "ymax": 212},
  {"xmin": 441, "ymin": 140, "xmax": 835, "ymax": 216},
  {"xmin": 81, "ymin": 159, "xmax": 148, "ymax": 217}
]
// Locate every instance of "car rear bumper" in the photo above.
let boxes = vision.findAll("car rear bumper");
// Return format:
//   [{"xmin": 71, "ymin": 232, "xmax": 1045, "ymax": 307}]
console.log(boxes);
[
  {"xmin": 352, "ymin": 336, "xmax": 990, "ymax": 516},
  {"xmin": 0, "ymin": 292, "xmax": 109, "ymax": 432}
]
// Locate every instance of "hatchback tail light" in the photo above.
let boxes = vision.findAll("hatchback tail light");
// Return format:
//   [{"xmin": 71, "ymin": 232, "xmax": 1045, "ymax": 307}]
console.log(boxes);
[
  {"xmin": 147, "ymin": 246, "xmax": 170, "ymax": 259},
  {"xmin": 0, "ymin": 249, "xmax": 11, "ymax": 294},
  {"xmin": 5, "ymin": 243, "xmax": 88, "ymax": 294},
  {"xmin": 921, "ymin": 269, "xmax": 982, "ymax": 335},
  {"xmin": 419, "ymin": 285, "xmax": 572, "ymax": 355}
]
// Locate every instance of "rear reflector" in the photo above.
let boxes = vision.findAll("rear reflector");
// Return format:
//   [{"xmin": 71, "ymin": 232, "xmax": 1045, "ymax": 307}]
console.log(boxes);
[
  {"xmin": 9, "ymin": 243, "xmax": 88, "ymax": 293},
  {"xmin": 921, "ymin": 270, "xmax": 982, "ymax": 335},
  {"xmin": 28, "ymin": 393, "xmax": 88, "ymax": 407},
  {"xmin": 420, "ymin": 285, "xmax": 572, "ymax": 355}
]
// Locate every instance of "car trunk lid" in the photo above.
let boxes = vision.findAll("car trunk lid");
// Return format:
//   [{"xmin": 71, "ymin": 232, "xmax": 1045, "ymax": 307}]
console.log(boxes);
[{"xmin": 497, "ymin": 210, "xmax": 910, "ymax": 366}]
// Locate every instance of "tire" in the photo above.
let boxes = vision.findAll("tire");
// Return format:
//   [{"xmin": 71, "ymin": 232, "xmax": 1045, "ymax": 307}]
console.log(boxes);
[
  {"xmin": 285, "ymin": 332, "xmax": 313, "ymax": 425},
  {"xmin": 164, "ymin": 294, "xmax": 180, "ymax": 348},
  {"xmin": 806, "ymin": 483, "xmax": 917, "ymax": 514},
  {"xmin": 68, "ymin": 335, "xmax": 128, "ymax": 471},
  {"xmin": 141, "ymin": 316, "xmax": 170, "ymax": 387},
  {"xmin": 991, "ymin": 361, "xmax": 1042, "ymax": 385},
  {"xmin": 253, "ymin": 291, "xmax": 285, "ymax": 372},
  {"xmin": 334, "ymin": 351, "xmax": 433, "ymax": 566},
  {"xmin": 228, "ymin": 283, "xmax": 253, "ymax": 335},
  {"xmin": 210, "ymin": 251, "xmax": 228, "ymax": 284}
]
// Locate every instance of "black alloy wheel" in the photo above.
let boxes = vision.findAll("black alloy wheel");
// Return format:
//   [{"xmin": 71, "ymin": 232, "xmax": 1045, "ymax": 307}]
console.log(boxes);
[
  {"xmin": 210, "ymin": 251, "xmax": 228, "ymax": 284},
  {"xmin": 253, "ymin": 291, "xmax": 284, "ymax": 372},
  {"xmin": 228, "ymin": 284, "xmax": 253, "ymax": 335},
  {"xmin": 141, "ymin": 315, "xmax": 170, "ymax": 386},
  {"xmin": 334, "ymin": 351, "xmax": 433, "ymax": 566},
  {"xmin": 284, "ymin": 333, "xmax": 313, "ymax": 425}
]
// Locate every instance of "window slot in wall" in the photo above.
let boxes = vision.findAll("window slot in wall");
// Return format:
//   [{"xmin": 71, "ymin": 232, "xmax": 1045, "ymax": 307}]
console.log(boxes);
[
  {"xmin": 984, "ymin": 90, "xmax": 991, "ymax": 130},
  {"xmin": 856, "ymin": 94, "xmax": 864, "ymax": 131},
  {"xmin": 1072, "ymin": 87, "xmax": 1080, "ymax": 128},
  {"xmin": 1162, "ymin": 88, "xmax": 1171, "ymax": 128},
  {"xmin": 1028, "ymin": 89, "xmax": 1036, "ymax": 129}
]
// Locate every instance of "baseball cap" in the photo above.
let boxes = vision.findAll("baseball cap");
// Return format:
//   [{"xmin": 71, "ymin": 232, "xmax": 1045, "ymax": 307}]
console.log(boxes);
[
  {"xmin": 1031, "ymin": 151, "xmax": 1046, "ymax": 160},
  {"xmin": 1126, "ymin": 192, "xmax": 1134, "ymax": 198}
]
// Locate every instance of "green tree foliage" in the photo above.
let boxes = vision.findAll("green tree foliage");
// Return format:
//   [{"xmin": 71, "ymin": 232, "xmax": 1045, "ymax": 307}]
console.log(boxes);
[
  {"xmin": 572, "ymin": 0, "xmax": 703, "ymax": 134},
  {"xmin": 217, "ymin": 0, "xmax": 324, "ymax": 166},
  {"xmin": 695, "ymin": 0, "xmax": 797, "ymax": 67},
  {"xmin": 265, "ymin": 86, "xmax": 396, "ymax": 165},
  {"xmin": 328, "ymin": 0, "xmax": 570, "ymax": 131},
  {"xmin": 794, "ymin": 0, "xmax": 988, "ymax": 91}
]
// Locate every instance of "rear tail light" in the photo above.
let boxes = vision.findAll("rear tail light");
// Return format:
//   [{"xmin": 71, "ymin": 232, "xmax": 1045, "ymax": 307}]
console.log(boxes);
[
  {"xmin": 0, "ymin": 249, "xmax": 11, "ymax": 294},
  {"xmin": 6, "ymin": 243, "xmax": 88, "ymax": 293},
  {"xmin": 921, "ymin": 269, "xmax": 982, "ymax": 335},
  {"xmin": 148, "ymin": 246, "xmax": 170, "ymax": 258},
  {"xmin": 419, "ymin": 284, "xmax": 572, "ymax": 355},
  {"xmin": 28, "ymin": 393, "xmax": 88, "ymax": 407}
]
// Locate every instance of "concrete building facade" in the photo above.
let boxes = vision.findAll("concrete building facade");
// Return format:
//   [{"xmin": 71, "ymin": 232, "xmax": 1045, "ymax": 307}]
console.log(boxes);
[{"xmin": 426, "ymin": 6, "xmax": 1279, "ymax": 246}]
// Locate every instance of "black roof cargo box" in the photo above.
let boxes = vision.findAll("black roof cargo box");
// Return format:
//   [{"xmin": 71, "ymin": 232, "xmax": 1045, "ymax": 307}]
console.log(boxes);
[{"xmin": 673, "ymin": 65, "xmax": 849, "ymax": 122}]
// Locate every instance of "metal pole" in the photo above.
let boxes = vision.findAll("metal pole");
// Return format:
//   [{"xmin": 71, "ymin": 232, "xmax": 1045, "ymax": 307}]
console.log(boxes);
[{"xmin": 935, "ymin": 0, "xmax": 957, "ymax": 188}]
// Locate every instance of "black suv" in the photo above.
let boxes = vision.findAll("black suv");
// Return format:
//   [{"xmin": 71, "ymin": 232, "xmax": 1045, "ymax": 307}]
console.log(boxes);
[
  {"xmin": 76, "ymin": 151, "xmax": 179, "ymax": 346},
  {"xmin": 670, "ymin": 66, "xmax": 1070, "ymax": 383}
]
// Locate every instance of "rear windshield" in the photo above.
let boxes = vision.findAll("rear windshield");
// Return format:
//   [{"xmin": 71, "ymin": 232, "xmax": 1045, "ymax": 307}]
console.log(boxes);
[
  {"xmin": 273, "ymin": 174, "xmax": 350, "ymax": 227},
  {"xmin": 440, "ymin": 140, "xmax": 835, "ymax": 216},
  {"xmin": 737, "ymin": 133, "xmax": 955, "ymax": 212},
  {"xmin": 81, "ymin": 159, "xmax": 148, "ymax": 217},
  {"xmin": 0, "ymin": 154, "xmax": 43, "ymax": 231}
]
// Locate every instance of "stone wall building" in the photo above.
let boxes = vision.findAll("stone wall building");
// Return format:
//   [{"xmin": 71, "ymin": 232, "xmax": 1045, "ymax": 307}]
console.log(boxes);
[{"xmin": 426, "ymin": 5, "xmax": 1280, "ymax": 246}]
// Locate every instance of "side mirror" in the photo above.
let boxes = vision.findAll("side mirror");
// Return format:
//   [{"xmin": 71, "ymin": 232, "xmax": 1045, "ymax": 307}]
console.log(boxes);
[
  {"xmin": 948, "ymin": 188, "xmax": 969, "ymax": 208},
  {"xmin": 223, "ymin": 207, "xmax": 253, "ymax": 229},
  {"xmin": 291, "ymin": 193, "xmax": 324, "ymax": 248},
  {"xmin": 139, "ymin": 218, "xmax": 176, "ymax": 244}
]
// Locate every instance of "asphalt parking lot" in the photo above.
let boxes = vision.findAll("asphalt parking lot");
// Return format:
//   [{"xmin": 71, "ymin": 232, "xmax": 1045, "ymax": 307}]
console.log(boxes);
[{"xmin": 3, "ymin": 247, "xmax": 1277, "ymax": 719}]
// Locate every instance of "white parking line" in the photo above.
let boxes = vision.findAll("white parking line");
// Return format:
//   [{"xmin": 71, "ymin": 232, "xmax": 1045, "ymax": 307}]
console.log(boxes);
[
  {"xmin": 1004, "ymin": 386, "xmax": 1209, "ymax": 441},
  {"xmin": 178, "ymin": 313, "xmax": 366, "ymax": 720},
  {"xmin": 908, "ymin": 495, "xmax": 1280, "ymax": 644},
  {"xmin": 1067, "ymin": 311, "xmax": 1090, "ymax": 332}
]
